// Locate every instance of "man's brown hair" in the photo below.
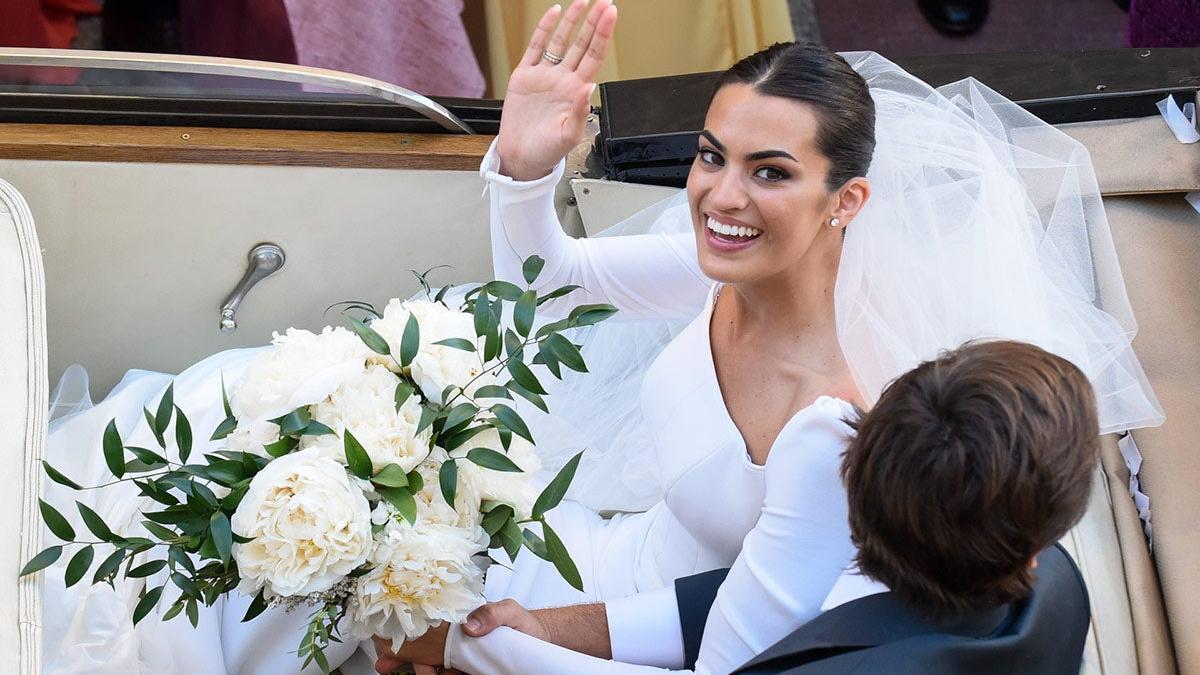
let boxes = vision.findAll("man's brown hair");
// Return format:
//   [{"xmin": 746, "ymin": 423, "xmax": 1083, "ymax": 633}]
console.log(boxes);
[{"xmin": 841, "ymin": 340, "xmax": 1098, "ymax": 615}]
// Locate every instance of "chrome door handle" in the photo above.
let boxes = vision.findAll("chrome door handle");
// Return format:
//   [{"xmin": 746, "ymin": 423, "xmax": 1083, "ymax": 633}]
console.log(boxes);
[{"xmin": 219, "ymin": 243, "xmax": 285, "ymax": 333}]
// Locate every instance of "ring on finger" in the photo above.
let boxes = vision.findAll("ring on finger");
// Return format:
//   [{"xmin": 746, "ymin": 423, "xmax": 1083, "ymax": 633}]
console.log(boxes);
[{"xmin": 542, "ymin": 50, "xmax": 565, "ymax": 65}]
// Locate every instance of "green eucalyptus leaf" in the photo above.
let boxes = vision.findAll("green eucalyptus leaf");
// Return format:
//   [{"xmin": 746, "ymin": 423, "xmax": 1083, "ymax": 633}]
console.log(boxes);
[
  {"xmin": 170, "ymin": 571, "xmax": 201, "ymax": 597},
  {"xmin": 568, "ymin": 303, "xmax": 619, "ymax": 327},
  {"xmin": 143, "ymin": 520, "xmax": 180, "ymax": 542},
  {"xmin": 514, "ymin": 290, "xmax": 537, "ymax": 337},
  {"xmin": 220, "ymin": 373, "xmax": 234, "ymax": 418},
  {"xmin": 545, "ymin": 333, "xmax": 588, "ymax": 373},
  {"xmin": 542, "ymin": 522, "xmax": 583, "ymax": 592},
  {"xmin": 534, "ymin": 318, "xmax": 572, "ymax": 339},
  {"xmin": 466, "ymin": 447, "xmax": 523, "ymax": 473},
  {"xmin": 301, "ymin": 420, "xmax": 335, "ymax": 437},
  {"xmin": 168, "ymin": 545, "xmax": 196, "ymax": 574},
  {"xmin": 186, "ymin": 596, "xmax": 199, "ymax": 627},
  {"xmin": 508, "ymin": 383, "xmax": 549, "ymax": 414},
  {"xmin": 484, "ymin": 329, "xmax": 502, "ymax": 362},
  {"xmin": 174, "ymin": 406, "xmax": 193, "ymax": 463},
  {"xmin": 439, "ymin": 460, "xmax": 457, "ymax": 506},
  {"xmin": 346, "ymin": 316, "xmax": 390, "ymax": 356},
  {"xmin": 92, "ymin": 547, "xmax": 125, "ymax": 584},
  {"xmin": 126, "ymin": 446, "xmax": 168, "ymax": 468},
  {"xmin": 481, "ymin": 504, "xmax": 514, "ymax": 536},
  {"xmin": 242, "ymin": 590, "xmax": 270, "ymax": 623},
  {"xmin": 533, "ymin": 451, "xmax": 583, "ymax": 520},
  {"xmin": 442, "ymin": 424, "xmax": 487, "ymax": 451},
  {"xmin": 144, "ymin": 407, "xmax": 166, "ymax": 448},
  {"xmin": 264, "ymin": 436, "xmax": 298, "ymax": 458},
  {"xmin": 210, "ymin": 415, "xmax": 238, "ymax": 442},
  {"xmin": 506, "ymin": 359, "xmax": 547, "ymax": 395},
  {"xmin": 406, "ymin": 468, "xmax": 424, "ymax": 493},
  {"xmin": 522, "ymin": 529, "xmax": 551, "ymax": 561},
  {"xmin": 433, "ymin": 337, "xmax": 476, "ymax": 352},
  {"xmin": 64, "ymin": 545, "xmax": 95, "ymax": 588},
  {"xmin": 504, "ymin": 329, "xmax": 525, "ymax": 361},
  {"xmin": 370, "ymin": 464, "xmax": 409, "ymax": 489},
  {"xmin": 378, "ymin": 487, "xmax": 416, "ymax": 524},
  {"xmin": 490, "ymin": 404, "xmax": 534, "ymax": 444},
  {"xmin": 276, "ymin": 407, "xmax": 312, "ymax": 436},
  {"xmin": 500, "ymin": 518, "xmax": 523, "ymax": 560},
  {"xmin": 399, "ymin": 314, "xmax": 420, "ymax": 368},
  {"xmin": 416, "ymin": 405, "xmax": 438, "ymax": 436},
  {"xmin": 19, "ymin": 545, "xmax": 62, "ymax": 577},
  {"xmin": 133, "ymin": 585, "xmax": 165, "ymax": 625},
  {"xmin": 536, "ymin": 284, "xmax": 583, "ymax": 306},
  {"xmin": 393, "ymin": 381, "xmax": 415, "ymax": 411},
  {"xmin": 483, "ymin": 280, "xmax": 524, "ymax": 301},
  {"xmin": 154, "ymin": 384, "xmax": 174, "ymax": 438},
  {"xmin": 77, "ymin": 502, "xmax": 115, "ymax": 542},
  {"xmin": 522, "ymin": 255, "xmax": 545, "ymax": 285},
  {"xmin": 472, "ymin": 385, "xmax": 511, "ymax": 401},
  {"xmin": 40, "ymin": 499, "xmax": 75, "ymax": 541},
  {"xmin": 343, "ymin": 429, "xmax": 373, "ymax": 480},
  {"xmin": 103, "ymin": 419, "xmax": 125, "ymax": 479},
  {"xmin": 473, "ymin": 289, "xmax": 491, "ymax": 338},
  {"xmin": 162, "ymin": 597, "xmax": 187, "ymax": 622},
  {"xmin": 128, "ymin": 559, "xmax": 168, "ymax": 578},
  {"xmin": 210, "ymin": 512, "xmax": 233, "ymax": 566},
  {"xmin": 42, "ymin": 460, "xmax": 82, "ymax": 490},
  {"xmin": 442, "ymin": 402, "xmax": 479, "ymax": 433}
]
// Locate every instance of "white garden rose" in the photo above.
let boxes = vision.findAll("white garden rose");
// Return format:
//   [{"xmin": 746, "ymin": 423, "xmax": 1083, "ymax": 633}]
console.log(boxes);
[
  {"xmin": 345, "ymin": 518, "xmax": 485, "ymax": 650},
  {"xmin": 300, "ymin": 364, "xmax": 431, "ymax": 473},
  {"xmin": 232, "ymin": 449, "xmax": 373, "ymax": 598},
  {"xmin": 369, "ymin": 299, "xmax": 495, "ymax": 404},
  {"xmin": 231, "ymin": 327, "xmax": 369, "ymax": 422},
  {"xmin": 452, "ymin": 427, "xmax": 541, "ymax": 519},
  {"xmin": 223, "ymin": 418, "xmax": 281, "ymax": 456}
]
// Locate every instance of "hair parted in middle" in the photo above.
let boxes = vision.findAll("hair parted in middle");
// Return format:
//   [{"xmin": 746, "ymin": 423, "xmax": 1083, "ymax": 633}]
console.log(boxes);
[{"xmin": 840, "ymin": 340, "xmax": 1098, "ymax": 615}]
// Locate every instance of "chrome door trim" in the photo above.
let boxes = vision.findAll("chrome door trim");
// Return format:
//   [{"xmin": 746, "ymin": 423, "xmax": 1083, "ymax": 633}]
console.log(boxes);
[{"xmin": 0, "ymin": 48, "xmax": 474, "ymax": 133}]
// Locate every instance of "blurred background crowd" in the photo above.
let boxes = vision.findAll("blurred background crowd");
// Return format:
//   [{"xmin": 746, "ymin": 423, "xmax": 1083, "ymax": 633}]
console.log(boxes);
[{"xmin": 1, "ymin": 0, "xmax": 1198, "ymax": 97}]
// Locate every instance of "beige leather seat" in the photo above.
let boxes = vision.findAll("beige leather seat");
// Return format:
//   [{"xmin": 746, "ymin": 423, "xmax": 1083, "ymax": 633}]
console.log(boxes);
[
  {"xmin": 0, "ymin": 178, "xmax": 46, "ymax": 673},
  {"xmin": 1055, "ymin": 113, "xmax": 1199, "ymax": 675}
]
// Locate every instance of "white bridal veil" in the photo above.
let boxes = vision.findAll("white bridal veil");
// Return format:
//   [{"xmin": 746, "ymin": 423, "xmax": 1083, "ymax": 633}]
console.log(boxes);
[{"xmin": 528, "ymin": 52, "xmax": 1165, "ymax": 512}]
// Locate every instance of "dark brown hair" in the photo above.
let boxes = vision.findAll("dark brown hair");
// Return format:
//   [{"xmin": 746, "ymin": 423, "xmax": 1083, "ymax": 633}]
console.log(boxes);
[
  {"xmin": 841, "ymin": 340, "xmax": 1098, "ymax": 614},
  {"xmin": 716, "ymin": 42, "xmax": 876, "ymax": 190}
]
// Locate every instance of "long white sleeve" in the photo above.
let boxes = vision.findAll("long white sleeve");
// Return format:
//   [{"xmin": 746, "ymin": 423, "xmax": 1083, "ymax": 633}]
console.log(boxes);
[
  {"xmin": 482, "ymin": 140, "xmax": 710, "ymax": 320},
  {"xmin": 445, "ymin": 399, "xmax": 856, "ymax": 675}
]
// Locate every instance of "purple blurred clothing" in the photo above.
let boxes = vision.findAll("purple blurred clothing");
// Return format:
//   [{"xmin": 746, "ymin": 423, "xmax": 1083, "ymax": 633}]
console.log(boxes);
[
  {"xmin": 1128, "ymin": 0, "xmax": 1200, "ymax": 47},
  {"xmin": 283, "ymin": 0, "xmax": 485, "ymax": 98}
]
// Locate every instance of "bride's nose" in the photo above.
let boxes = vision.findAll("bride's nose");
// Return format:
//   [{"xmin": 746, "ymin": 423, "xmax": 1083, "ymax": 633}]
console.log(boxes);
[{"xmin": 707, "ymin": 169, "xmax": 750, "ymax": 212}]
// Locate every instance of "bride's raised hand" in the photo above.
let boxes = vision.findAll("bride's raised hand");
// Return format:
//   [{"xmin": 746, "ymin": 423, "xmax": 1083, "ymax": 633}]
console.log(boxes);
[{"xmin": 495, "ymin": 0, "xmax": 618, "ymax": 181}]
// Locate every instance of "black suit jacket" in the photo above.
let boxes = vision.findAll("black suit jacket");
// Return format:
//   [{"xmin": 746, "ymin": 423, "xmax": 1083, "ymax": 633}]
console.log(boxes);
[{"xmin": 673, "ymin": 545, "xmax": 1090, "ymax": 674}]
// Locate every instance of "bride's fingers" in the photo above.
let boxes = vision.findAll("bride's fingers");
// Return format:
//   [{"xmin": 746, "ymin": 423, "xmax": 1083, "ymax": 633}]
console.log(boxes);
[
  {"xmin": 544, "ymin": 0, "xmax": 588, "ymax": 63},
  {"xmin": 564, "ymin": 0, "xmax": 609, "ymax": 70},
  {"xmin": 575, "ymin": 3, "xmax": 617, "ymax": 83},
  {"xmin": 519, "ymin": 4, "xmax": 561, "ymax": 67}
]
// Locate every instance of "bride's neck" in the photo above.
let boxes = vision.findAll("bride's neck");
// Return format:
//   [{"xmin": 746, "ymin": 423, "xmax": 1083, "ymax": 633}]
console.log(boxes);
[{"xmin": 724, "ymin": 241, "xmax": 841, "ymax": 342}]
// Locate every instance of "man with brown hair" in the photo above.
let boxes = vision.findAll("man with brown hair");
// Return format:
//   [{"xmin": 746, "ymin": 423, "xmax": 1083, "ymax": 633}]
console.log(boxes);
[{"xmin": 381, "ymin": 340, "xmax": 1097, "ymax": 674}]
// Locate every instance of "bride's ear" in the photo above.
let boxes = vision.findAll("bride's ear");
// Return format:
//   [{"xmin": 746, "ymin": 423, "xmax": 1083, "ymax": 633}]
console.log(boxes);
[{"xmin": 831, "ymin": 177, "xmax": 871, "ymax": 227}]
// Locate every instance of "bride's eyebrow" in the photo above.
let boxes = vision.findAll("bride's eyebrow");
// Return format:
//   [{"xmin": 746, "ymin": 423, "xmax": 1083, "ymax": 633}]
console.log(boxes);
[
  {"xmin": 699, "ymin": 131, "xmax": 795, "ymax": 162},
  {"xmin": 699, "ymin": 130, "xmax": 724, "ymax": 151}
]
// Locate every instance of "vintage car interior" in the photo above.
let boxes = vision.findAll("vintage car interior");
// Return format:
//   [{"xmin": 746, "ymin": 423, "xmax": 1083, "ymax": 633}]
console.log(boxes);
[{"xmin": 0, "ymin": 47, "xmax": 1197, "ymax": 674}]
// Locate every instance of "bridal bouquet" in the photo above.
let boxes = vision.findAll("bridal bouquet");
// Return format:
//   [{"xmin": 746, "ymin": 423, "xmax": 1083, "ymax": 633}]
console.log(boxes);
[{"xmin": 25, "ymin": 257, "xmax": 613, "ymax": 671}]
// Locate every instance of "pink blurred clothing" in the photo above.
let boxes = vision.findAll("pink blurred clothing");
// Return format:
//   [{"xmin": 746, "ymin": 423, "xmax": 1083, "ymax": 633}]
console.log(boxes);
[{"xmin": 282, "ymin": 0, "xmax": 485, "ymax": 98}]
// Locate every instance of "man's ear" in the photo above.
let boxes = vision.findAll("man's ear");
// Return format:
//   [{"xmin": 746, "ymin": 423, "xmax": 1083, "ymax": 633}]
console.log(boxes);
[{"xmin": 831, "ymin": 177, "xmax": 871, "ymax": 227}]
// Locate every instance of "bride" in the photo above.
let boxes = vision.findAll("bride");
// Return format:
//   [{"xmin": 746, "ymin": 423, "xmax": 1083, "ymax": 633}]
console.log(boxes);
[{"xmin": 41, "ymin": 0, "xmax": 1162, "ymax": 673}]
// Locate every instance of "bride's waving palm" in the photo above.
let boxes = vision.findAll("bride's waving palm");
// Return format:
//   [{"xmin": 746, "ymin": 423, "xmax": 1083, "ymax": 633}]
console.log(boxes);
[{"xmin": 496, "ymin": 0, "xmax": 618, "ymax": 181}]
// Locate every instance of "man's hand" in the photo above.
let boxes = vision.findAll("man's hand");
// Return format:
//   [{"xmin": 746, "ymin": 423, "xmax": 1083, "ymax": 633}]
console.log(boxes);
[
  {"xmin": 372, "ymin": 624, "xmax": 448, "ymax": 674},
  {"xmin": 461, "ymin": 599, "xmax": 551, "ymax": 642}
]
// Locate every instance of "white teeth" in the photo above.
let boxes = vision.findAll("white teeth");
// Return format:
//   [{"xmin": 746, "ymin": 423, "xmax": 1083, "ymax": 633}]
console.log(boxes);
[{"xmin": 706, "ymin": 217, "xmax": 762, "ymax": 239}]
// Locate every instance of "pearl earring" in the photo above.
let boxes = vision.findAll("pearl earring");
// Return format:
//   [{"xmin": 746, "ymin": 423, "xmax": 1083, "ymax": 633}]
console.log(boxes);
[{"xmin": 830, "ymin": 217, "xmax": 841, "ymax": 228}]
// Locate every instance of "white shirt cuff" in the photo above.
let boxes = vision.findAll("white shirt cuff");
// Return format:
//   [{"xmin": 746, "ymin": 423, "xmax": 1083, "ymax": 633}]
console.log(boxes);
[
  {"xmin": 606, "ymin": 586, "xmax": 687, "ymax": 669},
  {"xmin": 479, "ymin": 137, "xmax": 566, "ymax": 197}
]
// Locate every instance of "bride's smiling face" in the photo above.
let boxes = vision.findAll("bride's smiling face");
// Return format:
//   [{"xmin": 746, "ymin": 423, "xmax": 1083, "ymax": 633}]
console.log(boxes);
[{"xmin": 687, "ymin": 84, "xmax": 857, "ymax": 284}]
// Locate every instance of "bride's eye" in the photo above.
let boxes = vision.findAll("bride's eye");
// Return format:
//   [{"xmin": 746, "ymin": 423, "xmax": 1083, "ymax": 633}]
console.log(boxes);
[
  {"xmin": 754, "ymin": 166, "xmax": 789, "ymax": 182},
  {"xmin": 697, "ymin": 148, "xmax": 723, "ymax": 167}
]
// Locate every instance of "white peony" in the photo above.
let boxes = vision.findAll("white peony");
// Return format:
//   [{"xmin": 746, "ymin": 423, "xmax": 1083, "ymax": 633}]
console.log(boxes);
[
  {"xmin": 345, "ymin": 518, "xmax": 486, "ymax": 650},
  {"xmin": 409, "ymin": 447, "xmax": 485, "ymax": 531},
  {"xmin": 300, "ymin": 364, "xmax": 432, "ymax": 473},
  {"xmin": 232, "ymin": 449, "xmax": 373, "ymax": 598},
  {"xmin": 452, "ymin": 427, "xmax": 541, "ymax": 519},
  {"xmin": 223, "ymin": 418, "xmax": 281, "ymax": 456},
  {"xmin": 231, "ymin": 327, "xmax": 370, "ymax": 423},
  {"xmin": 369, "ymin": 299, "xmax": 494, "ymax": 405}
]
